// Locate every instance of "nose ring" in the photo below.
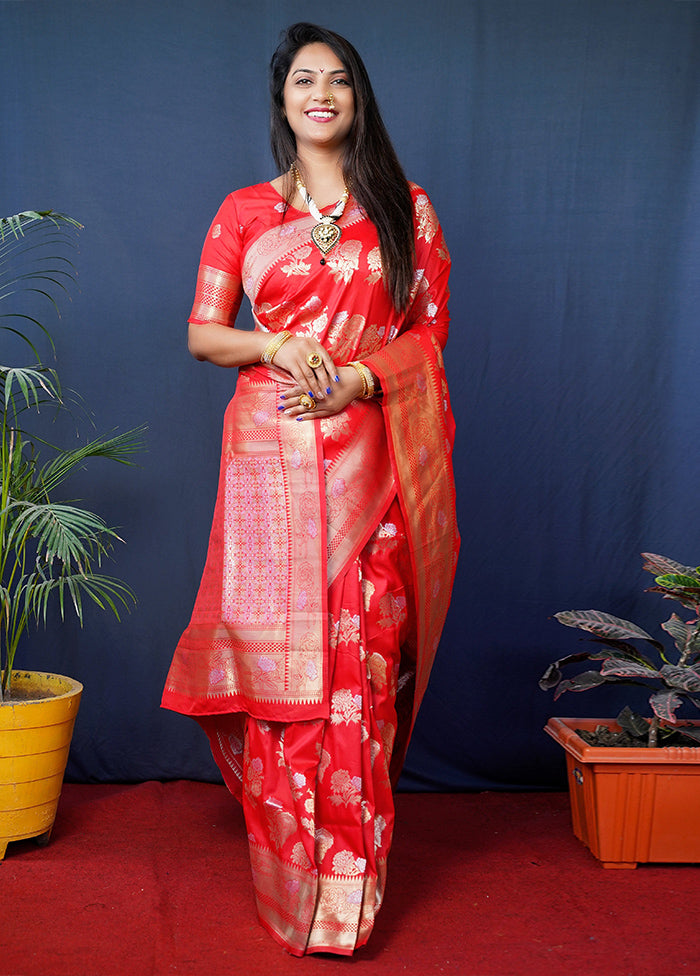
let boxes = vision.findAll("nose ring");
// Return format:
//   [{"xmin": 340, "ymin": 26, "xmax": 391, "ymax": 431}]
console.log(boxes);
[{"xmin": 327, "ymin": 90, "xmax": 335, "ymax": 108}]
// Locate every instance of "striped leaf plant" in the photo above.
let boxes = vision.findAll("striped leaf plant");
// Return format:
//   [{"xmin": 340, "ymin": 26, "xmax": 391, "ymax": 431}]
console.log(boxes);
[{"xmin": 540, "ymin": 553, "xmax": 700, "ymax": 747}]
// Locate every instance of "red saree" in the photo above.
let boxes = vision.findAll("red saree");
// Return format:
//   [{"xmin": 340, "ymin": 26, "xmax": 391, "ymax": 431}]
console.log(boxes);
[{"xmin": 162, "ymin": 182, "xmax": 459, "ymax": 954}]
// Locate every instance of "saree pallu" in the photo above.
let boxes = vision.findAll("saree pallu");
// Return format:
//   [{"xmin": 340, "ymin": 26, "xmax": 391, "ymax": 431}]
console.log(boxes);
[{"xmin": 163, "ymin": 363, "xmax": 396, "ymax": 721}]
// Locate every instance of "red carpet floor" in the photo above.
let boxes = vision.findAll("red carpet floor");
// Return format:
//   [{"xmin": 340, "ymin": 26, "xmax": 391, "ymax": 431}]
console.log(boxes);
[{"xmin": 3, "ymin": 782, "xmax": 700, "ymax": 976}]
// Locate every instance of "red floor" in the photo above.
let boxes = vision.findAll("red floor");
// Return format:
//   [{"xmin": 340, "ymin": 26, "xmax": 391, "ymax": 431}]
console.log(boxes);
[{"xmin": 4, "ymin": 783, "xmax": 700, "ymax": 975}]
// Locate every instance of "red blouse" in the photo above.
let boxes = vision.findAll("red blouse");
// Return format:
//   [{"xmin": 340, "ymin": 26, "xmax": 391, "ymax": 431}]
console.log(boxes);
[{"xmin": 188, "ymin": 181, "xmax": 451, "ymax": 364}]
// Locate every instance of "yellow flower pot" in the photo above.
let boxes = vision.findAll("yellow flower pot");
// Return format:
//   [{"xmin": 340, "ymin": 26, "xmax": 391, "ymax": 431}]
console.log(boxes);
[{"xmin": 0, "ymin": 670, "xmax": 82, "ymax": 859}]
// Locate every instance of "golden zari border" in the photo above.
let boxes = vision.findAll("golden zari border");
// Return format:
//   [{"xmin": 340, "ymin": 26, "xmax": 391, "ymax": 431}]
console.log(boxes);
[
  {"xmin": 250, "ymin": 843, "xmax": 385, "ymax": 956},
  {"xmin": 189, "ymin": 265, "xmax": 241, "ymax": 327}
]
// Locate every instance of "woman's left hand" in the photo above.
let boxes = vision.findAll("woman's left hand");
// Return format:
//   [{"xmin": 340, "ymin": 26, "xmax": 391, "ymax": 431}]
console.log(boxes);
[{"xmin": 279, "ymin": 365, "xmax": 365, "ymax": 420}]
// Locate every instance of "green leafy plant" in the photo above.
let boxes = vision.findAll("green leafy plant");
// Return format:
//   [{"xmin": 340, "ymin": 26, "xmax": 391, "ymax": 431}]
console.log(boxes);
[
  {"xmin": 540, "ymin": 553, "xmax": 700, "ymax": 747},
  {"xmin": 0, "ymin": 211, "xmax": 145, "ymax": 700}
]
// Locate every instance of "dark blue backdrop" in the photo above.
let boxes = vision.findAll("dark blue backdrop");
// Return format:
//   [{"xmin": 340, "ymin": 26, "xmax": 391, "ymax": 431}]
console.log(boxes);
[{"xmin": 3, "ymin": 0, "xmax": 700, "ymax": 790}]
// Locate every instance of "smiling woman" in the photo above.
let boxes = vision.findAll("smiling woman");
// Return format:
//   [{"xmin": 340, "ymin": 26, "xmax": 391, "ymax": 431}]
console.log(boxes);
[
  {"xmin": 282, "ymin": 43, "xmax": 356, "ymax": 154},
  {"xmin": 161, "ymin": 21, "xmax": 459, "ymax": 957}
]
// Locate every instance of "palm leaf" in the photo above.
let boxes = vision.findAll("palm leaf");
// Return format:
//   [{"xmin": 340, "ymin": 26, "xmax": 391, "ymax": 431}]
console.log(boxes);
[
  {"xmin": 5, "ymin": 501, "xmax": 119, "ymax": 568},
  {"xmin": 23, "ymin": 570, "xmax": 135, "ymax": 626},
  {"xmin": 1, "ymin": 365, "xmax": 60, "ymax": 414},
  {"xmin": 34, "ymin": 426, "xmax": 147, "ymax": 498},
  {"xmin": 0, "ymin": 211, "xmax": 82, "ymax": 355},
  {"xmin": 0, "ymin": 209, "xmax": 145, "ymax": 697}
]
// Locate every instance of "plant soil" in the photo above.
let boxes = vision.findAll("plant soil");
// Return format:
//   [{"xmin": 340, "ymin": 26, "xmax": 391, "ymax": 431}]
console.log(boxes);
[
  {"xmin": 576, "ymin": 725, "xmax": 700, "ymax": 748},
  {"xmin": 1, "ymin": 686, "xmax": 56, "ymax": 703}
]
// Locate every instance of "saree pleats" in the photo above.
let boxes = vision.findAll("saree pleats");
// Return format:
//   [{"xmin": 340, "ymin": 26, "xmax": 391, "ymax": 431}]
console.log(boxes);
[{"xmin": 199, "ymin": 496, "xmax": 408, "ymax": 955}]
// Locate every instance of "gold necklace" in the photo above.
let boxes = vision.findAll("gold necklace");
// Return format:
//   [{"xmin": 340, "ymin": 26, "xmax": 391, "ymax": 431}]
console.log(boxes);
[{"xmin": 291, "ymin": 166, "xmax": 349, "ymax": 264}]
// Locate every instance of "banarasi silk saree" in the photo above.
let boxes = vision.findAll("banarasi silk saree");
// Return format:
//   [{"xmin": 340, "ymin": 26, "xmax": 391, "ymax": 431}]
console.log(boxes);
[{"xmin": 162, "ymin": 181, "xmax": 459, "ymax": 956}]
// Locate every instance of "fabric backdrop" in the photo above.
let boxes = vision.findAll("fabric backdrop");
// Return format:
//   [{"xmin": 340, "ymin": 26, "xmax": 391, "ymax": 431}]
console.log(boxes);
[{"xmin": 2, "ymin": 0, "xmax": 699, "ymax": 790}]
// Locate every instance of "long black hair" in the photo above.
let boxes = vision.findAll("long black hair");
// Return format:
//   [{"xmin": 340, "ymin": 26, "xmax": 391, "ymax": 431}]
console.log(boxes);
[{"xmin": 270, "ymin": 23, "xmax": 415, "ymax": 312}]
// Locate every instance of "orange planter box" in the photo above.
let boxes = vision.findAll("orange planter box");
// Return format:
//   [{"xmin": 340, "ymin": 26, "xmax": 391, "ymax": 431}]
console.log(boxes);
[{"xmin": 545, "ymin": 716, "xmax": 700, "ymax": 869}]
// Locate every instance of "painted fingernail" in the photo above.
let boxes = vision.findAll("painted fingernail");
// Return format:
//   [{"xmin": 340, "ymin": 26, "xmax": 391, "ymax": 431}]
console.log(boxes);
[
  {"xmin": 334, "ymin": 375, "xmax": 340, "ymax": 382},
  {"xmin": 279, "ymin": 394, "xmax": 286, "ymax": 400},
  {"xmin": 277, "ymin": 405, "xmax": 285, "ymax": 411},
  {"xmin": 326, "ymin": 387, "xmax": 332, "ymax": 394},
  {"xmin": 307, "ymin": 391, "xmax": 314, "ymax": 398}
]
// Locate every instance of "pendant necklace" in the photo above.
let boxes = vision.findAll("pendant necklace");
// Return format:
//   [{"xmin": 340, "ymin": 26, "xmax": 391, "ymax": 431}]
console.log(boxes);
[{"xmin": 291, "ymin": 165, "xmax": 349, "ymax": 265}]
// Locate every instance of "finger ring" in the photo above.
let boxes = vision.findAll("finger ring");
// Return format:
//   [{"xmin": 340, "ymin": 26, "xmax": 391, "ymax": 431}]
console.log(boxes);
[
  {"xmin": 306, "ymin": 353, "xmax": 322, "ymax": 369},
  {"xmin": 299, "ymin": 393, "xmax": 317, "ymax": 411}
]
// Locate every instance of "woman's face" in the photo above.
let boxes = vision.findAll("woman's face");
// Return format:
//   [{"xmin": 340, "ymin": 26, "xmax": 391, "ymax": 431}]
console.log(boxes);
[{"xmin": 282, "ymin": 43, "xmax": 355, "ymax": 155}]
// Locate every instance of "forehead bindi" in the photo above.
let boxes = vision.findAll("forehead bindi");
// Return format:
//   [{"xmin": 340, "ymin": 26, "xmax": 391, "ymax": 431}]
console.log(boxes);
[{"xmin": 288, "ymin": 43, "xmax": 347, "ymax": 79}]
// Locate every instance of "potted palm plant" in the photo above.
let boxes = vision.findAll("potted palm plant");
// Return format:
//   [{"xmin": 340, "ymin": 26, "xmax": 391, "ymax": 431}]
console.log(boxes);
[
  {"xmin": 0, "ymin": 210, "xmax": 144, "ymax": 858},
  {"xmin": 540, "ymin": 552, "xmax": 700, "ymax": 868}
]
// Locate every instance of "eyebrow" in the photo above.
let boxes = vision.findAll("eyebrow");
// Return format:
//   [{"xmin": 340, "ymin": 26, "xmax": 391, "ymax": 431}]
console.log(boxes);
[{"xmin": 291, "ymin": 67, "xmax": 347, "ymax": 77}]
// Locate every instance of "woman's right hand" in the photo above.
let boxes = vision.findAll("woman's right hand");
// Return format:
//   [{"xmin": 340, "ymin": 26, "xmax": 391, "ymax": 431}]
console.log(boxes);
[{"xmin": 271, "ymin": 335, "xmax": 338, "ymax": 401}]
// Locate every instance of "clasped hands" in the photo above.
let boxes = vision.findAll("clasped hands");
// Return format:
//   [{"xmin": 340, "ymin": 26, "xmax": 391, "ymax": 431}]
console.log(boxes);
[{"xmin": 273, "ymin": 336, "xmax": 364, "ymax": 420}]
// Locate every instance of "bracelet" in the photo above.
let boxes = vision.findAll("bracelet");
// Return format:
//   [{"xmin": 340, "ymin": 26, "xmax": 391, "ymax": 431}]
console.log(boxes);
[
  {"xmin": 260, "ymin": 330, "xmax": 293, "ymax": 365},
  {"xmin": 348, "ymin": 361, "xmax": 376, "ymax": 399}
]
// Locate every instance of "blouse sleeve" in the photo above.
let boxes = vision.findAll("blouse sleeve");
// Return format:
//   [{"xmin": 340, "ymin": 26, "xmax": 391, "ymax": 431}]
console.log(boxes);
[{"xmin": 188, "ymin": 193, "xmax": 245, "ymax": 328}]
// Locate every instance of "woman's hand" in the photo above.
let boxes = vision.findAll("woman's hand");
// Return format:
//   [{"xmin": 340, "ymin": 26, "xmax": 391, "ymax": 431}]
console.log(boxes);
[
  {"xmin": 271, "ymin": 336, "xmax": 338, "ymax": 401},
  {"xmin": 279, "ymin": 365, "xmax": 365, "ymax": 420}
]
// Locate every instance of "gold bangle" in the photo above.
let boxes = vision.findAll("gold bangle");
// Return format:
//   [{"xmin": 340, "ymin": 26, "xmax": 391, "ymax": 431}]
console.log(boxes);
[
  {"xmin": 348, "ymin": 361, "xmax": 375, "ymax": 399},
  {"xmin": 261, "ymin": 330, "xmax": 293, "ymax": 365},
  {"xmin": 348, "ymin": 362, "xmax": 366, "ymax": 397}
]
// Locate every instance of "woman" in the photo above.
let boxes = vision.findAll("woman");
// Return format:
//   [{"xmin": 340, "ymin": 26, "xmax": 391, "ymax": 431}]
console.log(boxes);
[{"xmin": 162, "ymin": 22, "xmax": 459, "ymax": 956}]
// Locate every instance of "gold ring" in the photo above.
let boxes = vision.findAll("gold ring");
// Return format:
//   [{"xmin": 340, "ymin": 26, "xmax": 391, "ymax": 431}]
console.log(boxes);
[
  {"xmin": 306, "ymin": 353, "xmax": 322, "ymax": 369},
  {"xmin": 299, "ymin": 393, "xmax": 317, "ymax": 411}
]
